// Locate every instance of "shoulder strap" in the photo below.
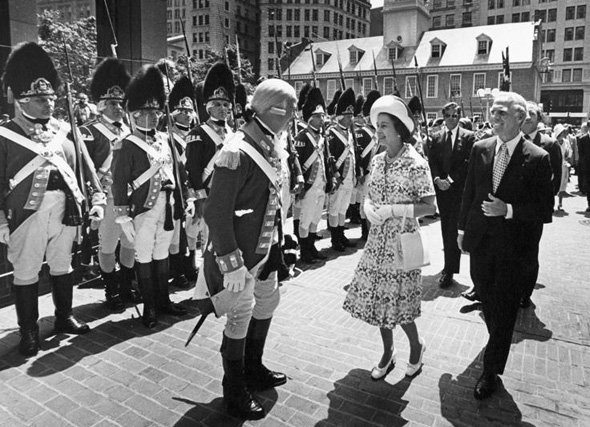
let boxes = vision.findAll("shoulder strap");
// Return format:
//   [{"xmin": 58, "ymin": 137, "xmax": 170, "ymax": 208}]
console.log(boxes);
[
  {"xmin": 127, "ymin": 135, "xmax": 161, "ymax": 159},
  {"xmin": 201, "ymin": 123, "xmax": 225, "ymax": 147},
  {"xmin": 93, "ymin": 122, "xmax": 117, "ymax": 142},
  {"xmin": 237, "ymin": 141, "xmax": 280, "ymax": 190}
]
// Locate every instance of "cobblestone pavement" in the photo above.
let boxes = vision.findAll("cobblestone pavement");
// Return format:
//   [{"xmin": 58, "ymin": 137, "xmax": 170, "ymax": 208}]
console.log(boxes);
[{"xmin": 1, "ymin": 181, "xmax": 589, "ymax": 427}]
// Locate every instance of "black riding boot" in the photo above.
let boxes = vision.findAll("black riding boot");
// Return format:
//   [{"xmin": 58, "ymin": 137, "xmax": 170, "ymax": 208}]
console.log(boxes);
[
  {"xmin": 339, "ymin": 225, "xmax": 356, "ymax": 248},
  {"xmin": 136, "ymin": 262, "xmax": 157, "ymax": 328},
  {"xmin": 51, "ymin": 274, "xmax": 90, "ymax": 335},
  {"xmin": 299, "ymin": 236, "xmax": 316, "ymax": 264},
  {"xmin": 329, "ymin": 226, "xmax": 345, "ymax": 252},
  {"xmin": 361, "ymin": 219, "xmax": 369, "ymax": 241},
  {"xmin": 293, "ymin": 219, "xmax": 300, "ymax": 241},
  {"xmin": 14, "ymin": 283, "xmax": 40, "ymax": 357},
  {"xmin": 169, "ymin": 253, "xmax": 190, "ymax": 289},
  {"xmin": 119, "ymin": 265, "xmax": 141, "ymax": 303},
  {"xmin": 153, "ymin": 258, "xmax": 187, "ymax": 316},
  {"xmin": 102, "ymin": 270, "xmax": 125, "ymax": 312},
  {"xmin": 309, "ymin": 235, "xmax": 327, "ymax": 260},
  {"xmin": 184, "ymin": 249, "xmax": 199, "ymax": 281},
  {"xmin": 244, "ymin": 317, "xmax": 287, "ymax": 391},
  {"xmin": 221, "ymin": 334, "xmax": 265, "ymax": 420}
]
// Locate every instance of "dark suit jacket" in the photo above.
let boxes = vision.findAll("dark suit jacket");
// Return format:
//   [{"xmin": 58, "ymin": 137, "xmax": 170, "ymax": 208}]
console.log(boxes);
[
  {"xmin": 532, "ymin": 132, "xmax": 562, "ymax": 196},
  {"xmin": 578, "ymin": 133, "xmax": 590, "ymax": 173},
  {"xmin": 458, "ymin": 135, "xmax": 554, "ymax": 255},
  {"xmin": 428, "ymin": 126, "xmax": 475, "ymax": 206}
]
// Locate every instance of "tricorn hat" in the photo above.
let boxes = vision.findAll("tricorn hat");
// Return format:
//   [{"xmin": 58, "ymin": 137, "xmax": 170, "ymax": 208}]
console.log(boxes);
[
  {"xmin": 168, "ymin": 76, "xmax": 194, "ymax": 111},
  {"xmin": 90, "ymin": 57, "xmax": 130, "ymax": 103},
  {"xmin": 125, "ymin": 65, "xmax": 166, "ymax": 112},
  {"xmin": 336, "ymin": 88, "xmax": 355, "ymax": 116},
  {"xmin": 2, "ymin": 42, "xmax": 60, "ymax": 100},
  {"xmin": 297, "ymin": 83, "xmax": 312, "ymax": 111},
  {"xmin": 326, "ymin": 90, "xmax": 341, "ymax": 116},
  {"xmin": 203, "ymin": 62, "xmax": 235, "ymax": 104},
  {"xmin": 302, "ymin": 87, "xmax": 326, "ymax": 122},
  {"xmin": 363, "ymin": 90, "xmax": 381, "ymax": 117},
  {"xmin": 408, "ymin": 96, "xmax": 422, "ymax": 116},
  {"xmin": 234, "ymin": 83, "xmax": 248, "ymax": 118},
  {"xmin": 354, "ymin": 95, "xmax": 365, "ymax": 116}
]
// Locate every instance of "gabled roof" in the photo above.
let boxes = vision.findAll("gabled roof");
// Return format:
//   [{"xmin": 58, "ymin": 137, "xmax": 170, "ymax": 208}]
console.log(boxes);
[
  {"xmin": 429, "ymin": 37, "xmax": 447, "ymax": 46},
  {"xmin": 285, "ymin": 21, "xmax": 536, "ymax": 76}
]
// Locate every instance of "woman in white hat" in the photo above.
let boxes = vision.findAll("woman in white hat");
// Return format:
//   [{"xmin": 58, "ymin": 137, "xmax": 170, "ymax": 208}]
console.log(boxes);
[
  {"xmin": 343, "ymin": 95, "xmax": 436, "ymax": 380},
  {"xmin": 553, "ymin": 123, "xmax": 572, "ymax": 210}
]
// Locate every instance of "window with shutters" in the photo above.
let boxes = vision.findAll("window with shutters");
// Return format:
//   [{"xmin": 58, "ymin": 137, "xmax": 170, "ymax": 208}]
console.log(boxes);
[
  {"xmin": 363, "ymin": 78, "xmax": 373, "ymax": 96},
  {"xmin": 405, "ymin": 76, "xmax": 417, "ymax": 98},
  {"xmin": 450, "ymin": 74, "xmax": 462, "ymax": 98},
  {"xmin": 472, "ymin": 73, "xmax": 486, "ymax": 96},
  {"xmin": 383, "ymin": 77, "xmax": 393, "ymax": 95},
  {"xmin": 426, "ymin": 75, "xmax": 438, "ymax": 98}
]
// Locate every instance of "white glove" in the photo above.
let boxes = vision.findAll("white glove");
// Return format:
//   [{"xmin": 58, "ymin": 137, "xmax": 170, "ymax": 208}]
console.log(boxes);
[
  {"xmin": 0, "ymin": 224, "xmax": 9, "ymax": 245},
  {"xmin": 120, "ymin": 220, "xmax": 136, "ymax": 243},
  {"xmin": 364, "ymin": 200, "xmax": 385, "ymax": 226},
  {"xmin": 223, "ymin": 265, "xmax": 251, "ymax": 293},
  {"xmin": 375, "ymin": 204, "xmax": 414, "ymax": 219},
  {"xmin": 89, "ymin": 205, "xmax": 104, "ymax": 222},
  {"xmin": 185, "ymin": 200, "xmax": 195, "ymax": 218}
]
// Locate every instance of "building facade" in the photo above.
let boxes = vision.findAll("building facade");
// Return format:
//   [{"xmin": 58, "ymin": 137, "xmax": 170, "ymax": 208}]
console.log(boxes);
[
  {"xmin": 37, "ymin": 0, "xmax": 95, "ymax": 21},
  {"xmin": 285, "ymin": 0, "xmax": 542, "ymax": 122},
  {"xmin": 429, "ymin": 0, "xmax": 589, "ymax": 124},
  {"xmin": 259, "ymin": 0, "xmax": 371, "ymax": 78}
]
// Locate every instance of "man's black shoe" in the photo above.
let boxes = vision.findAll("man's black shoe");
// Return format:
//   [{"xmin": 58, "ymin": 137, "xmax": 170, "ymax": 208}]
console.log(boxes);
[
  {"xmin": 474, "ymin": 372, "xmax": 498, "ymax": 400},
  {"xmin": 245, "ymin": 365, "xmax": 287, "ymax": 391},
  {"xmin": 519, "ymin": 296, "xmax": 532, "ymax": 308},
  {"xmin": 438, "ymin": 272, "xmax": 453, "ymax": 289},
  {"xmin": 462, "ymin": 289, "xmax": 480, "ymax": 302}
]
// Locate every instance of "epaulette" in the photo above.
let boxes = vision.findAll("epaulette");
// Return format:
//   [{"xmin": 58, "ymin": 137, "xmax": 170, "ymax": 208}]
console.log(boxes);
[
  {"xmin": 79, "ymin": 126, "xmax": 94, "ymax": 142},
  {"xmin": 214, "ymin": 132, "xmax": 243, "ymax": 170},
  {"xmin": 186, "ymin": 133, "xmax": 201, "ymax": 144}
]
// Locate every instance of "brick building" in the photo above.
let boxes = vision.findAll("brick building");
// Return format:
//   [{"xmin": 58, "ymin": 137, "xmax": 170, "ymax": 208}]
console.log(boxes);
[{"xmin": 285, "ymin": 0, "xmax": 542, "ymax": 122}]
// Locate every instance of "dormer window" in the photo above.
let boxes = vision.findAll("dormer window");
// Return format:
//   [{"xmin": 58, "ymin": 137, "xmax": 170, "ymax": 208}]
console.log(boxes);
[
  {"xmin": 348, "ymin": 45, "xmax": 365, "ymax": 65},
  {"xmin": 314, "ymin": 48, "xmax": 331, "ymax": 68},
  {"xmin": 386, "ymin": 40, "xmax": 403, "ymax": 62},
  {"xmin": 388, "ymin": 47, "xmax": 398, "ymax": 61},
  {"xmin": 429, "ymin": 37, "xmax": 447, "ymax": 58},
  {"xmin": 476, "ymin": 33, "xmax": 492, "ymax": 55}
]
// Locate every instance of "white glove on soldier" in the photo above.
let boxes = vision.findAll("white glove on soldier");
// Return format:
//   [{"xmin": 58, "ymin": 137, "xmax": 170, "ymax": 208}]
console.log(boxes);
[
  {"xmin": 89, "ymin": 205, "xmax": 104, "ymax": 222},
  {"xmin": 223, "ymin": 265, "xmax": 251, "ymax": 293},
  {"xmin": 0, "ymin": 224, "xmax": 9, "ymax": 245}
]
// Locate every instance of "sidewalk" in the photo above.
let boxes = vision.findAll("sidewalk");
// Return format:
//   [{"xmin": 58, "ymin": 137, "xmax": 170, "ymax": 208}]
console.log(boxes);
[{"xmin": 0, "ymin": 181, "xmax": 589, "ymax": 426}]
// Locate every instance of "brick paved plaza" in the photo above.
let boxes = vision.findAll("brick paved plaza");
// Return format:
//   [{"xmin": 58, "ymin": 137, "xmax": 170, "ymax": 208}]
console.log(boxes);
[{"xmin": 0, "ymin": 182, "xmax": 589, "ymax": 427}]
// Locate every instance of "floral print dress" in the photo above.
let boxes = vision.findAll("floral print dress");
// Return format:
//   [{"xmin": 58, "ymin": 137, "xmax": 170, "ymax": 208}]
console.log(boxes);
[{"xmin": 343, "ymin": 144, "xmax": 435, "ymax": 328}]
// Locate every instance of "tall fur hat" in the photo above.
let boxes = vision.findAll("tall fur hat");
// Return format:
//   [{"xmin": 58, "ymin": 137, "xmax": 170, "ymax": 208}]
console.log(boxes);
[
  {"xmin": 297, "ymin": 83, "xmax": 312, "ymax": 111},
  {"xmin": 326, "ymin": 90, "xmax": 341, "ymax": 116},
  {"xmin": 90, "ymin": 57, "xmax": 130, "ymax": 103},
  {"xmin": 408, "ymin": 96, "xmax": 422, "ymax": 116},
  {"xmin": 168, "ymin": 75, "xmax": 194, "ymax": 111},
  {"xmin": 336, "ymin": 87, "xmax": 355, "ymax": 116},
  {"xmin": 125, "ymin": 65, "xmax": 166, "ymax": 112},
  {"xmin": 302, "ymin": 87, "xmax": 326, "ymax": 122},
  {"xmin": 234, "ymin": 83, "xmax": 248, "ymax": 118},
  {"xmin": 363, "ymin": 90, "xmax": 381, "ymax": 117},
  {"xmin": 354, "ymin": 94, "xmax": 365, "ymax": 116},
  {"xmin": 2, "ymin": 42, "xmax": 60, "ymax": 100},
  {"xmin": 203, "ymin": 62, "xmax": 235, "ymax": 104}
]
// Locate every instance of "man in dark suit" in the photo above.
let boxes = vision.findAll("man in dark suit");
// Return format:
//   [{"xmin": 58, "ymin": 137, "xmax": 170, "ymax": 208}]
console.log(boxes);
[
  {"xmin": 577, "ymin": 122, "xmax": 590, "ymax": 211},
  {"xmin": 429, "ymin": 102, "xmax": 475, "ymax": 288},
  {"xmin": 457, "ymin": 91, "xmax": 554, "ymax": 400},
  {"xmin": 518, "ymin": 101, "xmax": 562, "ymax": 308}
]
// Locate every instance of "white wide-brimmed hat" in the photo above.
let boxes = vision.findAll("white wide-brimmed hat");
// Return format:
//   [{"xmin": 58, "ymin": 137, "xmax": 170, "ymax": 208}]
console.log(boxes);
[
  {"xmin": 370, "ymin": 95, "xmax": 415, "ymax": 134},
  {"xmin": 553, "ymin": 123, "xmax": 567, "ymax": 138}
]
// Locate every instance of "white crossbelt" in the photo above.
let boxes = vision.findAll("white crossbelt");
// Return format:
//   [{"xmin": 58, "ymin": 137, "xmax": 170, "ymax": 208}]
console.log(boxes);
[{"xmin": 127, "ymin": 135, "xmax": 175, "ymax": 190}]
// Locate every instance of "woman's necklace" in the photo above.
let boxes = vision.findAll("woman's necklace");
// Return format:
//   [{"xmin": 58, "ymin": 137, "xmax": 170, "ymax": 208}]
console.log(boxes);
[{"xmin": 385, "ymin": 144, "xmax": 406, "ymax": 165}]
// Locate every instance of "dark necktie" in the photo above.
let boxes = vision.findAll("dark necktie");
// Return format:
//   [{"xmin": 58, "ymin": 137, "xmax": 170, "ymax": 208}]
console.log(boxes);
[
  {"xmin": 112, "ymin": 122, "xmax": 122, "ymax": 129},
  {"xmin": 139, "ymin": 129, "xmax": 156, "ymax": 138},
  {"xmin": 447, "ymin": 130, "xmax": 453, "ymax": 150}
]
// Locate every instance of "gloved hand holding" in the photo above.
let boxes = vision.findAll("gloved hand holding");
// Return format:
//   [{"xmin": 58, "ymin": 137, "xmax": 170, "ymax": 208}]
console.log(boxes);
[
  {"xmin": 0, "ymin": 224, "xmax": 9, "ymax": 245},
  {"xmin": 89, "ymin": 205, "xmax": 104, "ymax": 222},
  {"xmin": 185, "ymin": 200, "xmax": 195, "ymax": 218},
  {"xmin": 375, "ymin": 204, "xmax": 414, "ymax": 220},
  {"xmin": 364, "ymin": 200, "xmax": 385, "ymax": 226},
  {"xmin": 223, "ymin": 265, "xmax": 251, "ymax": 293}
]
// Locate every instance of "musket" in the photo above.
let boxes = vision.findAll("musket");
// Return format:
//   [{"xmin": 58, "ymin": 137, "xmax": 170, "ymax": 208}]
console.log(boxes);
[
  {"xmin": 413, "ymin": 57, "xmax": 428, "ymax": 131},
  {"xmin": 274, "ymin": 32, "xmax": 282, "ymax": 79},
  {"xmin": 235, "ymin": 34, "xmax": 243, "ymax": 85},
  {"xmin": 102, "ymin": 0, "xmax": 118, "ymax": 57},
  {"xmin": 336, "ymin": 44, "xmax": 346, "ymax": 91},
  {"xmin": 501, "ymin": 47, "xmax": 511, "ymax": 92},
  {"xmin": 390, "ymin": 59, "xmax": 401, "ymax": 97},
  {"xmin": 180, "ymin": 18, "xmax": 200, "ymax": 124},
  {"xmin": 372, "ymin": 50, "xmax": 379, "ymax": 92},
  {"xmin": 309, "ymin": 44, "xmax": 318, "ymax": 87}
]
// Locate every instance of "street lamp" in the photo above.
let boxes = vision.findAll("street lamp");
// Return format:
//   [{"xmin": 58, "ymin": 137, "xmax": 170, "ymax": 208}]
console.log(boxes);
[{"xmin": 477, "ymin": 87, "xmax": 500, "ymax": 122}]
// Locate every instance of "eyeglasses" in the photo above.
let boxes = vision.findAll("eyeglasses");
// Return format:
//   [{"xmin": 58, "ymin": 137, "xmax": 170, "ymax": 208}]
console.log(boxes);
[{"xmin": 444, "ymin": 114, "xmax": 459, "ymax": 118}]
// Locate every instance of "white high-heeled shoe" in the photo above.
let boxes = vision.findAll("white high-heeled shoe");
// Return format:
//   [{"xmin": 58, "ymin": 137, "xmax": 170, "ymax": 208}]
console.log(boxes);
[
  {"xmin": 371, "ymin": 349, "xmax": 397, "ymax": 380},
  {"xmin": 405, "ymin": 338, "xmax": 426, "ymax": 377}
]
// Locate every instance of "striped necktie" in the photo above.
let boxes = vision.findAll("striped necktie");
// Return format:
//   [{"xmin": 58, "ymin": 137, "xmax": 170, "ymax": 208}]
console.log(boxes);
[{"xmin": 492, "ymin": 142, "xmax": 509, "ymax": 193}]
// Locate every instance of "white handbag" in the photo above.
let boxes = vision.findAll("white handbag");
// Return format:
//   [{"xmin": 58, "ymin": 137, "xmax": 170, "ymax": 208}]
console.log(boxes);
[{"xmin": 397, "ymin": 210, "xmax": 430, "ymax": 271}]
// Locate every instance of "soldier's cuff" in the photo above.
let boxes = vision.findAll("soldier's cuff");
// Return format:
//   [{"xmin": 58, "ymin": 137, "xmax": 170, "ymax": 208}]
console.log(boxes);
[
  {"xmin": 216, "ymin": 249, "xmax": 244, "ymax": 274},
  {"xmin": 195, "ymin": 189, "xmax": 208, "ymax": 200},
  {"xmin": 114, "ymin": 205, "xmax": 130, "ymax": 218},
  {"xmin": 186, "ymin": 187, "xmax": 198, "ymax": 201},
  {"xmin": 296, "ymin": 174, "xmax": 304, "ymax": 184},
  {"xmin": 0, "ymin": 210, "xmax": 7, "ymax": 226},
  {"xmin": 91, "ymin": 191, "xmax": 107, "ymax": 206}
]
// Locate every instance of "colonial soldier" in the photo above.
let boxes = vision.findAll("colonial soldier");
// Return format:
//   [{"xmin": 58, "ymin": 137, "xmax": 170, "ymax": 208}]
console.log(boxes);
[
  {"xmin": 293, "ymin": 87, "xmax": 328, "ymax": 263},
  {"xmin": 192, "ymin": 79, "xmax": 297, "ymax": 420},
  {"xmin": 325, "ymin": 87, "xmax": 357, "ymax": 251},
  {"xmin": 0, "ymin": 42, "xmax": 106, "ymax": 356},
  {"xmin": 294, "ymin": 83, "xmax": 311, "ymax": 135},
  {"xmin": 185, "ymin": 62, "xmax": 235, "ymax": 275},
  {"xmin": 354, "ymin": 90, "xmax": 380, "ymax": 240},
  {"xmin": 80, "ymin": 57, "xmax": 136, "ymax": 312},
  {"xmin": 348, "ymin": 94, "xmax": 366, "ymax": 225},
  {"xmin": 408, "ymin": 96, "xmax": 427, "ymax": 158},
  {"xmin": 234, "ymin": 83, "xmax": 248, "ymax": 130},
  {"xmin": 166, "ymin": 76, "xmax": 199, "ymax": 289},
  {"xmin": 112, "ymin": 65, "xmax": 187, "ymax": 329}
]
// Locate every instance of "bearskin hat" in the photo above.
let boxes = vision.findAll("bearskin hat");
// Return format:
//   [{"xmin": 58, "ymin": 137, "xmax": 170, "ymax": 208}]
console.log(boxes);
[
  {"xmin": 302, "ymin": 87, "xmax": 326, "ymax": 122},
  {"xmin": 326, "ymin": 90, "xmax": 341, "ymax": 116},
  {"xmin": 335, "ymin": 87, "xmax": 355, "ymax": 116},
  {"xmin": 354, "ymin": 95, "xmax": 365, "ymax": 116},
  {"xmin": 125, "ymin": 65, "xmax": 166, "ymax": 112},
  {"xmin": 234, "ymin": 83, "xmax": 248, "ymax": 118},
  {"xmin": 363, "ymin": 90, "xmax": 381, "ymax": 117},
  {"xmin": 408, "ymin": 96, "xmax": 422, "ymax": 116},
  {"xmin": 297, "ymin": 83, "xmax": 312, "ymax": 111},
  {"xmin": 2, "ymin": 42, "xmax": 60, "ymax": 99},
  {"xmin": 90, "ymin": 57, "xmax": 130, "ymax": 103},
  {"xmin": 203, "ymin": 62, "xmax": 235, "ymax": 104},
  {"xmin": 168, "ymin": 76, "xmax": 194, "ymax": 111}
]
